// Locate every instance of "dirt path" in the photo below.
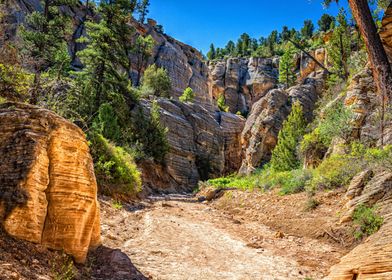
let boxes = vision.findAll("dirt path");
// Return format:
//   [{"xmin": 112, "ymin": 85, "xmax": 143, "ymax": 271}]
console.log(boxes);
[{"xmin": 99, "ymin": 195, "xmax": 342, "ymax": 280}]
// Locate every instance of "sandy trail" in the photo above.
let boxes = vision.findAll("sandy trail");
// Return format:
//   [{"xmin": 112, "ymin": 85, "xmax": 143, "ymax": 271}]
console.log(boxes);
[{"xmin": 100, "ymin": 195, "xmax": 340, "ymax": 280}]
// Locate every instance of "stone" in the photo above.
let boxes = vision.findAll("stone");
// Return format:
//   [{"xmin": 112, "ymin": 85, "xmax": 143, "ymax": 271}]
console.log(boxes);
[
  {"xmin": 380, "ymin": 2, "xmax": 392, "ymax": 62},
  {"xmin": 299, "ymin": 48, "xmax": 327, "ymax": 79},
  {"xmin": 137, "ymin": 99, "xmax": 245, "ymax": 192},
  {"xmin": 239, "ymin": 71, "xmax": 326, "ymax": 174},
  {"xmin": 327, "ymin": 172, "xmax": 392, "ymax": 279},
  {"xmin": 208, "ymin": 57, "xmax": 278, "ymax": 114},
  {"xmin": 345, "ymin": 170, "xmax": 374, "ymax": 201},
  {"xmin": 0, "ymin": 102, "xmax": 100, "ymax": 264}
]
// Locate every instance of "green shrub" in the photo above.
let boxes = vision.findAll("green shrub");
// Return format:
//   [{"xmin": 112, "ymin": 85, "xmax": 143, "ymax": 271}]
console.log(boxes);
[
  {"xmin": 271, "ymin": 101, "xmax": 306, "ymax": 172},
  {"xmin": 93, "ymin": 103, "xmax": 121, "ymax": 142},
  {"xmin": 305, "ymin": 198, "xmax": 320, "ymax": 211},
  {"xmin": 299, "ymin": 128, "xmax": 328, "ymax": 166},
  {"xmin": 129, "ymin": 100, "xmax": 169, "ymax": 163},
  {"xmin": 217, "ymin": 93, "xmax": 229, "ymax": 112},
  {"xmin": 353, "ymin": 204, "xmax": 383, "ymax": 239},
  {"xmin": 179, "ymin": 87, "xmax": 195, "ymax": 103},
  {"xmin": 307, "ymin": 153, "xmax": 361, "ymax": 191},
  {"xmin": 140, "ymin": 64, "xmax": 172, "ymax": 98},
  {"xmin": 89, "ymin": 133, "xmax": 142, "ymax": 196},
  {"xmin": 318, "ymin": 101, "xmax": 353, "ymax": 147},
  {"xmin": 208, "ymin": 166, "xmax": 312, "ymax": 195}
]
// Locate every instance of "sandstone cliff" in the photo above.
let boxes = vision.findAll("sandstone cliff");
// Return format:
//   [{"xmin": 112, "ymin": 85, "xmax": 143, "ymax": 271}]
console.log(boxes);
[
  {"xmin": 239, "ymin": 70, "xmax": 327, "ymax": 174},
  {"xmin": 0, "ymin": 102, "xmax": 100, "ymax": 264},
  {"xmin": 208, "ymin": 57, "xmax": 279, "ymax": 114},
  {"xmin": 138, "ymin": 98, "xmax": 245, "ymax": 193}
]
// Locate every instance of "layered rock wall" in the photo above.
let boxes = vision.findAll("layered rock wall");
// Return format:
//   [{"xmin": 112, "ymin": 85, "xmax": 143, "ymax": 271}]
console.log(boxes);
[{"xmin": 0, "ymin": 103, "xmax": 100, "ymax": 263}]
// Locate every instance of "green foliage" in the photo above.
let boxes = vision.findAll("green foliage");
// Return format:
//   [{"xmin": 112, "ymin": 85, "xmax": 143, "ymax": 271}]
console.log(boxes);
[
  {"xmin": 353, "ymin": 204, "xmax": 383, "ymax": 239},
  {"xmin": 93, "ymin": 103, "xmax": 121, "ymax": 142},
  {"xmin": 112, "ymin": 200, "xmax": 123, "ymax": 210},
  {"xmin": 129, "ymin": 100, "xmax": 170, "ymax": 163},
  {"xmin": 305, "ymin": 198, "xmax": 320, "ymax": 211},
  {"xmin": 141, "ymin": 64, "xmax": 172, "ymax": 98},
  {"xmin": 0, "ymin": 62, "xmax": 32, "ymax": 101},
  {"xmin": 318, "ymin": 101, "xmax": 353, "ymax": 147},
  {"xmin": 217, "ymin": 93, "xmax": 229, "ymax": 112},
  {"xmin": 327, "ymin": 8, "xmax": 351, "ymax": 80},
  {"xmin": 179, "ymin": 87, "xmax": 195, "ymax": 103},
  {"xmin": 137, "ymin": 0, "xmax": 150, "ymax": 23},
  {"xmin": 301, "ymin": 20, "xmax": 315, "ymax": 39},
  {"xmin": 271, "ymin": 102, "xmax": 306, "ymax": 172},
  {"xmin": 207, "ymin": 43, "xmax": 216, "ymax": 60},
  {"xmin": 52, "ymin": 254, "xmax": 75, "ymax": 280},
  {"xmin": 134, "ymin": 35, "xmax": 155, "ymax": 85},
  {"xmin": 89, "ymin": 133, "xmax": 142, "ymax": 196},
  {"xmin": 318, "ymin": 14, "xmax": 335, "ymax": 32},
  {"xmin": 278, "ymin": 44, "xmax": 297, "ymax": 88}
]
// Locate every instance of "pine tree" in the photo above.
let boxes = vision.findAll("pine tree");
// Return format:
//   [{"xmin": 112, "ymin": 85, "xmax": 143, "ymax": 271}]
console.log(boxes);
[
  {"xmin": 137, "ymin": 0, "xmax": 150, "ymax": 24},
  {"xmin": 225, "ymin": 40, "xmax": 235, "ymax": 56},
  {"xmin": 270, "ymin": 101, "xmax": 306, "ymax": 172},
  {"xmin": 301, "ymin": 20, "xmax": 315, "ymax": 39},
  {"xmin": 134, "ymin": 35, "xmax": 155, "ymax": 86},
  {"xmin": 279, "ymin": 45, "xmax": 297, "ymax": 88},
  {"xmin": 281, "ymin": 26, "xmax": 291, "ymax": 41},
  {"xmin": 179, "ymin": 87, "xmax": 195, "ymax": 103},
  {"xmin": 327, "ymin": 8, "xmax": 351, "ymax": 80},
  {"xmin": 140, "ymin": 64, "xmax": 172, "ymax": 98},
  {"xmin": 318, "ymin": 14, "xmax": 335, "ymax": 32},
  {"xmin": 19, "ymin": 0, "xmax": 78, "ymax": 104},
  {"xmin": 77, "ymin": 0, "xmax": 139, "ymax": 114},
  {"xmin": 207, "ymin": 43, "xmax": 216, "ymax": 60}
]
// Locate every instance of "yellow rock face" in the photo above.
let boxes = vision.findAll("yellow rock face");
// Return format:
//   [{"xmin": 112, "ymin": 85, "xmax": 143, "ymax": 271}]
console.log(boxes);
[{"xmin": 0, "ymin": 103, "xmax": 100, "ymax": 263}]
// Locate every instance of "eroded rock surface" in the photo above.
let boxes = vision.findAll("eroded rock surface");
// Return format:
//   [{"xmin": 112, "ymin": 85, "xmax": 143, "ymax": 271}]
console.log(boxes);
[
  {"xmin": 327, "ymin": 171, "xmax": 392, "ymax": 279},
  {"xmin": 0, "ymin": 102, "xmax": 100, "ymax": 263},
  {"xmin": 239, "ymin": 71, "xmax": 326, "ymax": 174},
  {"xmin": 381, "ymin": 2, "xmax": 392, "ymax": 62},
  {"xmin": 208, "ymin": 57, "xmax": 278, "ymax": 113},
  {"xmin": 138, "ymin": 99, "xmax": 245, "ymax": 193}
]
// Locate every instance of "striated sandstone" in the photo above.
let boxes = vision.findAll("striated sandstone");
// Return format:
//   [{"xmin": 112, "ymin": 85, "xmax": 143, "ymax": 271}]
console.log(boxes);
[
  {"xmin": 239, "ymin": 71, "xmax": 326, "ymax": 174},
  {"xmin": 380, "ymin": 2, "xmax": 392, "ymax": 62},
  {"xmin": 137, "ymin": 99, "xmax": 245, "ymax": 193},
  {"xmin": 0, "ymin": 102, "xmax": 100, "ymax": 263},
  {"xmin": 327, "ymin": 172, "xmax": 392, "ymax": 279},
  {"xmin": 208, "ymin": 57, "xmax": 278, "ymax": 114}
]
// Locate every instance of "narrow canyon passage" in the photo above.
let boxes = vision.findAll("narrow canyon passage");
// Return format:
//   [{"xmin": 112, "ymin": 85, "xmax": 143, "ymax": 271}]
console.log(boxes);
[{"xmin": 99, "ymin": 195, "xmax": 341, "ymax": 280}]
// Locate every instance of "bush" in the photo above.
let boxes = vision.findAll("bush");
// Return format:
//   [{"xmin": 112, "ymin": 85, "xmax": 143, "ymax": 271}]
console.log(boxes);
[
  {"xmin": 89, "ymin": 133, "xmax": 142, "ymax": 196},
  {"xmin": 141, "ymin": 64, "xmax": 172, "ymax": 98},
  {"xmin": 299, "ymin": 128, "xmax": 328, "ymax": 167},
  {"xmin": 353, "ymin": 204, "xmax": 383, "ymax": 239},
  {"xmin": 93, "ymin": 103, "xmax": 121, "ymax": 142},
  {"xmin": 271, "ymin": 101, "xmax": 306, "ymax": 172},
  {"xmin": 208, "ymin": 166, "xmax": 312, "ymax": 195},
  {"xmin": 217, "ymin": 93, "xmax": 229, "ymax": 112},
  {"xmin": 179, "ymin": 87, "xmax": 195, "ymax": 103}
]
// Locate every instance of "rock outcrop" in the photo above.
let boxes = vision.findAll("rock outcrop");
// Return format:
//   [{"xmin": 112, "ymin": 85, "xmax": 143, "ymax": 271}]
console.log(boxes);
[
  {"xmin": 299, "ymin": 48, "xmax": 327, "ymax": 79},
  {"xmin": 208, "ymin": 58, "xmax": 278, "ymax": 114},
  {"xmin": 239, "ymin": 71, "xmax": 326, "ymax": 174},
  {"xmin": 0, "ymin": 102, "xmax": 100, "ymax": 263},
  {"xmin": 138, "ymin": 99, "xmax": 245, "ymax": 193},
  {"xmin": 381, "ymin": 2, "xmax": 392, "ymax": 62},
  {"xmin": 327, "ymin": 171, "xmax": 392, "ymax": 279}
]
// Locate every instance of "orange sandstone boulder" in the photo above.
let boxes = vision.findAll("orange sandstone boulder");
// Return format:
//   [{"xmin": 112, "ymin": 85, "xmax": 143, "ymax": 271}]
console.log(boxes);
[{"xmin": 0, "ymin": 102, "xmax": 100, "ymax": 263}]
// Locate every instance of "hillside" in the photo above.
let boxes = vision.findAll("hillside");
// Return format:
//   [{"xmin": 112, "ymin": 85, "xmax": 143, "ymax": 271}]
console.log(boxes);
[{"xmin": 1, "ymin": 0, "xmax": 392, "ymax": 279}]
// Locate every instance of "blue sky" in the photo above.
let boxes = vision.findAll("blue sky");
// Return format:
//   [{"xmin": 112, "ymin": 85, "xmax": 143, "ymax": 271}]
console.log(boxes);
[{"xmin": 148, "ymin": 0, "xmax": 349, "ymax": 54}]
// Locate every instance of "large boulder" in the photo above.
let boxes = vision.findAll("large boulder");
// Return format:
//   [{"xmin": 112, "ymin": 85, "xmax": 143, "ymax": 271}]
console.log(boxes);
[
  {"xmin": 326, "ymin": 171, "xmax": 392, "ymax": 279},
  {"xmin": 239, "ymin": 71, "xmax": 326, "ymax": 174},
  {"xmin": 0, "ymin": 102, "xmax": 101, "ymax": 263}
]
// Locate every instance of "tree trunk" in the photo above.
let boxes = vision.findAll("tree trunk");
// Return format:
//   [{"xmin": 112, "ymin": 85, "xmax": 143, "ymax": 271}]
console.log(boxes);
[
  {"xmin": 288, "ymin": 39, "xmax": 331, "ymax": 74},
  {"xmin": 348, "ymin": 0, "xmax": 392, "ymax": 145}
]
